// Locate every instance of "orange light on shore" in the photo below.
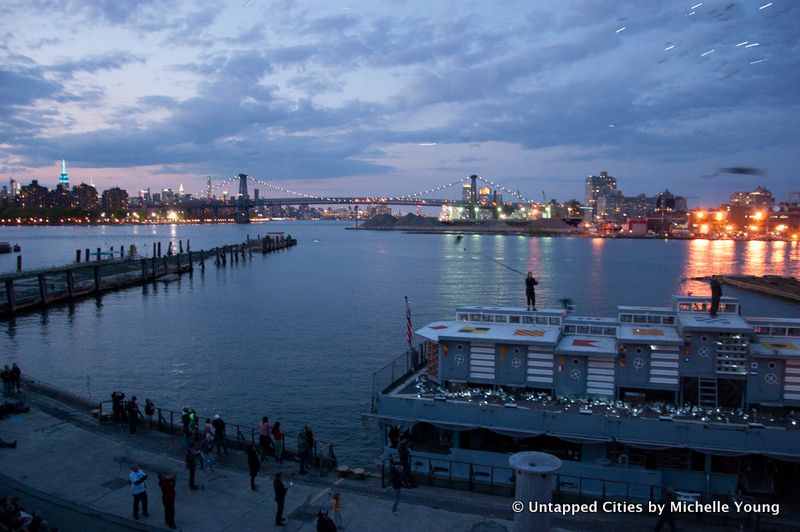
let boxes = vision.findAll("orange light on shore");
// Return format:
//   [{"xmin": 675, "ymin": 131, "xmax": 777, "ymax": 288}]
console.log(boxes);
[
  {"xmin": 695, "ymin": 212, "xmax": 705, "ymax": 219},
  {"xmin": 753, "ymin": 211, "xmax": 765, "ymax": 221},
  {"xmin": 749, "ymin": 225, "xmax": 759, "ymax": 231},
  {"xmin": 715, "ymin": 211, "xmax": 724, "ymax": 221},
  {"xmin": 775, "ymin": 224, "xmax": 787, "ymax": 231},
  {"xmin": 700, "ymin": 224, "xmax": 710, "ymax": 234}
]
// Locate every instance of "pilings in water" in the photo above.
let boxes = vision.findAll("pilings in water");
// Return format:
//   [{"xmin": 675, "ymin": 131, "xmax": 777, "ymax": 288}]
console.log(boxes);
[{"xmin": 0, "ymin": 236, "xmax": 297, "ymax": 317}]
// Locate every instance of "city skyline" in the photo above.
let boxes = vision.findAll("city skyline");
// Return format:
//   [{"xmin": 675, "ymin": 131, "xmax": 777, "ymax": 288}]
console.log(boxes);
[{"xmin": 1, "ymin": 1, "xmax": 798, "ymax": 203}]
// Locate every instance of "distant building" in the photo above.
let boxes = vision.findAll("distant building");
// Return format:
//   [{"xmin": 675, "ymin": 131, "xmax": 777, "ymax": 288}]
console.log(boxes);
[
  {"xmin": 101, "ymin": 187, "xmax": 129, "ymax": 211},
  {"xmin": 59, "ymin": 159, "xmax": 69, "ymax": 187},
  {"xmin": 10, "ymin": 179, "xmax": 19, "ymax": 197},
  {"xmin": 18, "ymin": 180, "xmax": 51, "ymax": 208},
  {"xmin": 72, "ymin": 183, "xmax": 99, "ymax": 210},
  {"xmin": 584, "ymin": 171, "xmax": 617, "ymax": 218},
  {"xmin": 51, "ymin": 183, "xmax": 72, "ymax": 208},
  {"xmin": 730, "ymin": 185, "xmax": 774, "ymax": 211}
]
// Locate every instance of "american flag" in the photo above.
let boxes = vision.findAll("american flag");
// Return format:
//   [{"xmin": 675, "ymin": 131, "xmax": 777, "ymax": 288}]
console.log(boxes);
[{"xmin": 405, "ymin": 297, "xmax": 413, "ymax": 347}]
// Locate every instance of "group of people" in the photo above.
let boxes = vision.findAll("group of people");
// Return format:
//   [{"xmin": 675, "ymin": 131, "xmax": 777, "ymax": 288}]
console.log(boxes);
[
  {"xmin": 0, "ymin": 496, "xmax": 55, "ymax": 532},
  {"xmin": 126, "ymin": 464, "xmax": 178, "ymax": 530},
  {"xmin": 109, "ymin": 392, "xmax": 155, "ymax": 435},
  {"xmin": 1, "ymin": 364, "xmax": 21, "ymax": 398}
]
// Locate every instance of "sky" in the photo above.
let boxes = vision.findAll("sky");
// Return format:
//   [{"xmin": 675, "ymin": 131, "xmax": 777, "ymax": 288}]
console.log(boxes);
[{"xmin": 1, "ymin": 0, "xmax": 798, "ymax": 206}]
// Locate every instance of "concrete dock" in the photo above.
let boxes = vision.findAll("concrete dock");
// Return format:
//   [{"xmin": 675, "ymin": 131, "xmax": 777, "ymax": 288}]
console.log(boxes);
[{"xmin": 2, "ymin": 387, "xmax": 789, "ymax": 531}]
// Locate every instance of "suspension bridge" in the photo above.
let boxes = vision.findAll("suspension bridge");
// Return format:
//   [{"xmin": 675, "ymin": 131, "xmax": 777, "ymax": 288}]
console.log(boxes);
[{"xmin": 142, "ymin": 174, "xmax": 538, "ymax": 223}]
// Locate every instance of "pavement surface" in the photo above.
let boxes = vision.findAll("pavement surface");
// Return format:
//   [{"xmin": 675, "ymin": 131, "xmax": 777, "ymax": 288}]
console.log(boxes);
[{"xmin": 0, "ymin": 389, "xmax": 789, "ymax": 532}]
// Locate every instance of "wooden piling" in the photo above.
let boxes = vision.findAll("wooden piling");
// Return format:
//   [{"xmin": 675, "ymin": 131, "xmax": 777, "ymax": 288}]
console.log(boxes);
[
  {"xmin": 16, "ymin": 256, "xmax": 22, "ymax": 272},
  {"xmin": 179, "ymin": 240, "xmax": 183, "ymax": 253},
  {"xmin": 187, "ymin": 251, "xmax": 193, "ymax": 272},
  {"xmin": 186, "ymin": 239, "xmax": 190, "ymax": 252},
  {"xmin": 152, "ymin": 242, "xmax": 156, "ymax": 258},
  {"xmin": 4, "ymin": 280, "xmax": 16, "ymax": 313},
  {"xmin": 200, "ymin": 250, "xmax": 205, "ymax": 271},
  {"xmin": 96, "ymin": 247, "xmax": 101, "ymax": 261},
  {"xmin": 151, "ymin": 257, "xmax": 157, "ymax": 279},
  {"xmin": 141, "ymin": 259, "xmax": 148, "ymax": 281},
  {"xmin": 85, "ymin": 249, "xmax": 90, "ymax": 262},
  {"xmin": 176, "ymin": 252, "xmax": 182, "ymax": 270},
  {"xmin": 157, "ymin": 242, "xmax": 162, "ymax": 258},
  {"xmin": 37, "ymin": 274, "xmax": 48, "ymax": 305},
  {"xmin": 93, "ymin": 265, "xmax": 101, "ymax": 292},
  {"xmin": 66, "ymin": 270, "xmax": 74, "ymax": 299},
  {"xmin": 76, "ymin": 249, "xmax": 81, "ymax": 263}
]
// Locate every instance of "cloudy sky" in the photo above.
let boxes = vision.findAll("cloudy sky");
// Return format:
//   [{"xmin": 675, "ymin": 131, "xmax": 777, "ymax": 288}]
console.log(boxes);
[{"xmin": 1, "ymin": 0, "xmax": 798, "ymax": 205}]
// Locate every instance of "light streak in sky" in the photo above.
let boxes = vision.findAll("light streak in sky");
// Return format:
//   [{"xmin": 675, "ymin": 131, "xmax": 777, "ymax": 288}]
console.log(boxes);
[
  {"xmin": 745, "ymin": 43, "xmax": 760, "ymax": 48},
  {"xmin": 418, "ymin": 143, "xmax": 437, "ymax": 146},
  {"xmin": 700, "ymin": 49, "xmax": 716, "ymax": 57},
  {"xmin": 736, "ymin": 41, "xmax": 749, "ymax": 47},
  {"xmin": 759, "ymin": 3, "xmax": 773, "ymax": 10},
  {"xmin": 750, "ymin": 59, "xmax": 767, "ymax": 64},
  {"xmin": 616, "ymin": 27, "xmax": 626, "ymax": 33},
  {"xmin": 691, "ymin": 3, "xmax": 703, "ymax": 9},
  {"xmin": 665, "ymin": 44, "xmax": 675, "ymax": 51}
]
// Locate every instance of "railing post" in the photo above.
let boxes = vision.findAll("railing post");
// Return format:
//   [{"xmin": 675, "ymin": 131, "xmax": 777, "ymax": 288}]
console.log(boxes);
[{"xmin": 170, "ymin": 411, "xmax": 174, "ymax": 434}]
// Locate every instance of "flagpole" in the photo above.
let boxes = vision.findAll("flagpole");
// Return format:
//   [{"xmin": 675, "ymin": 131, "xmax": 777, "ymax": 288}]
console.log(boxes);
[{"xmin": 405, "ymin": 296, "xmax": 414, "ymax": 357}]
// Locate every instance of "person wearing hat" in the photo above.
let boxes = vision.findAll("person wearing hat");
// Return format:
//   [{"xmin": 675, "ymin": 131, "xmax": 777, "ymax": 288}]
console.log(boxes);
[
  {"xmin": 212, "ymin": 414, "xmax": 228, "ymax": 456},
  {"xmin": 128, "ymin": 464, "xmax": 149, "ymax": 520}
]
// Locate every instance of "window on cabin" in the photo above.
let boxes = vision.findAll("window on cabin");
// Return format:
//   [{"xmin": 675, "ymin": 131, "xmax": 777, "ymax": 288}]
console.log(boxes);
[
  {"xmin": 648, "ymin": 315, "xmax": 661, "ymax": 324},
  {"xmin": 564, "ymin": 325, "xmax": 576, "ymax": 333},
  {"xmin": 578, "ymin": 326, "xmax": 589, "ymax": 334},
  {"xmin": 522, "ymin": 316, "xmax": 534, "ymax": 324},
  {"xmin": 509, "ymin": 316, "xmax": 521, "ymax": 324},
  {"xmin": 495, "ymin": 315, "xmax": 507, "ymax": 323},
  {"xmin": 535, "ymin": 317, "xmax": 547, "ymax": 325},
  {"xmin": 549, "ymin": 317, "xmax": 560, "ymax": 326},
  {"xmin": 470, "ymin": 314, "xmax": 481, "ymax": 321},
  {"xmin": 679, "ymin": 303, "xmax": 692, "ymax": 311},
  {"xmin": 723, "ymin": 304, "xmax": 737, "ymax": 313},
  {"xmin": 788, "ymin": 328, "xmax": 800, "ymax": 337},
  {"xmin": 590, "ymin": 326, "xmax": 602, "ymax": 335},
  {"xmin": 620, "ymin": 314, "xmax": 632, "ymax": 322},
  {"xmin": 458, "ymin": 313, "xmax": 469, "ymax": 321},
  {"xmin": 771, "ymin": 328, "xmax": 787, "ymax": 336},
  {"xmin": 603, "ymin": 327, "xmax": 616, "ymax": 336},
  {"xmin": 663, "ymin": 317, "xmax": 675, "ymax": 325},
  {"xmin": 482, "ymin": 314, "xmax": 495, "ymax": 322},
  {"xmin": 633, "ymin": 315, "xmax": 646, "ymax": 323}
]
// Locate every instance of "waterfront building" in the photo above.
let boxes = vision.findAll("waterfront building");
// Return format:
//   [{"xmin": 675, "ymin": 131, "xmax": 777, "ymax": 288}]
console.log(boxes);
[
  {"xmin": 10, "ymin": 178, "xmax": 19, "ymax": 197},
  {"xmin": 101, "ymin": 187, "xmax": 129, "ymax": 212},
  {"xmin": 18, "ymin": 180, "xmax": 51, "ymax": 208},
  {"xmin": 730, "ymin": 186, "xmax": 774, "ymax": 211},
  {"xmin": 161, "ymin": 188, "xmax": 175, "ymax": 205},
  {"xmin": 72, "ymin": 183, "xmax": 99, "ymax": 210},
  {"xmin": 584, "ymin": 171, "xmax": 617, "ymax": 218},
  {"xmin": 51, "ymin": 183, "xmax": 72, "ymax": 208}
]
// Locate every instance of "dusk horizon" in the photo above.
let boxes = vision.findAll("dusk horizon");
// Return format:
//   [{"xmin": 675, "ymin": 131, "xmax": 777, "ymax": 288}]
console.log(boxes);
[{"xmin": 2, "ymin": 0, "xmax": 798, "ymax": 205}]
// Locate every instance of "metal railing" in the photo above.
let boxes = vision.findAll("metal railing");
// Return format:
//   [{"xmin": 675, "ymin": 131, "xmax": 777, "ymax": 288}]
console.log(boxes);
[
  {"xmin": 380, "ymin": 455, "xmax": 515, "ymax": 496},
  {"xmin": 371, "ymin": 348, "xmax": 427, "ymax": 412}
]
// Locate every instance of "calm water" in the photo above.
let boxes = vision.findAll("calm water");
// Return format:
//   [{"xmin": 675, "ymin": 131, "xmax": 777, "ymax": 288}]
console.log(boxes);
[{"xmin": 2, "ymin": 222, "xmax": 800, "ymax": 463}]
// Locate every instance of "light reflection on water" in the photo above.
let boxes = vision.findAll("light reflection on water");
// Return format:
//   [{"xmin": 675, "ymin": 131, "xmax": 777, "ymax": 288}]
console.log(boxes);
[{"xmin": 0, "ymin": 224, "xmax": 799, "ymax": 462}]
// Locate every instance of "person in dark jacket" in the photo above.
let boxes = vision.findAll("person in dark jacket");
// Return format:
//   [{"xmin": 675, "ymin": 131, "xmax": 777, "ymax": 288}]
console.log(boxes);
[
  {"xmin": 247, "ymin": 444, "xmax": 260, "ymax": 490},
  {"xmin": 157, "ymin": 473, "xmax": 178, "ymax": 529},
  {"xmin": 10, "ymin": 363, "xmax": 20, "ymax": 394},
  {"xmin": 185, "ymin": 444, "xmax": 200, "ymax": 490},
  {"xmin": 710, "ymin": 276, "xmax": 722, "ymax": 317},
  {"xmin": 127, "ymin": 396, "xmax": 141, "ymax": 434},
  {"xmin": 298, "ymin": 426, "xmax": 314, "ymax": 475},
  {"xmin": 525, "ymin": 272, "xmax": 538, "ymax": 311},
  {"xmin": 274, "ymin": 471, "xmax": 290, "ymax": 526},
  {"xmin": 212, "ymin": 414, "xmax": 228, "ymax": 456},
  {"xmin": 390, "ymin": 459, "xmax": 403, "ymax": 515}
]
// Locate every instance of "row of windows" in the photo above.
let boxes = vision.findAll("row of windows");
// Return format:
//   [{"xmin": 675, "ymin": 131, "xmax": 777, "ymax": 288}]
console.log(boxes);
[
  {"xmin": 563, "ymin": 325, "xmax": 617, "ymax": 336},
  {"xmin": 619, "ymin": 314, "xmax": 676, "ymax": 325},
  {"xmin": 458, "ymin": 313, "xmax": 561, "ymax": 326},
  {"xmin": 677, "ymin": 302, "xmax": 738, "ymax": 313},
  {"xmin": 753, "ymin": 326, "xmax": 800, "ymax": 337}
]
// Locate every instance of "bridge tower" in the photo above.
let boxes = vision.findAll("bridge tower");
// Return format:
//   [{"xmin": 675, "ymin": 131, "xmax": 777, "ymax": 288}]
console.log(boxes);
[
  {"xmin": 235, "ymin": 173, "xmax": 250, "ymax": 224},
  {"xmin": 469, "ymin": 174, "xmax": 479, "ymax": 220}
]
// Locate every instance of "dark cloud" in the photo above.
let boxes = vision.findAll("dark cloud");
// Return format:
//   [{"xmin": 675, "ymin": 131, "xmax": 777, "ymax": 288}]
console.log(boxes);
[
  {"xmin": 719, "ymin": 167, "xmax": 763, "ymax": 176},
  {"xmin": 49, "ymin": 51, "xmax": 144, "ymax": 77}
]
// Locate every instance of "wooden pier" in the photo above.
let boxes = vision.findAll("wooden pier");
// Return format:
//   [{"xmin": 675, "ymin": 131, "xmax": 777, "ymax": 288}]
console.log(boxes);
[
  {"xmin": 718, "ymin": 274, "xmax": 800, "ymax": 303},
  {"xmin": 0, "ymin": 234, "xmax": 296, "ymax": 317}
]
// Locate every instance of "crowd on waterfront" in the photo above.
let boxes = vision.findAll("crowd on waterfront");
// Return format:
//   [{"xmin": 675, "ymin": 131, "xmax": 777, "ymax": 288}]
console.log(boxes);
[{"xmin": 107, "ymin": 389, "xmax": 348, "ymax": 529}]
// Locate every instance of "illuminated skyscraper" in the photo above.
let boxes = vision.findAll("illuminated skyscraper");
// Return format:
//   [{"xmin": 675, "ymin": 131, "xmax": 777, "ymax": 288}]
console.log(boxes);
[{"xmin": 59, "ymin": 159, "xmax": 69, "ymax": 187}]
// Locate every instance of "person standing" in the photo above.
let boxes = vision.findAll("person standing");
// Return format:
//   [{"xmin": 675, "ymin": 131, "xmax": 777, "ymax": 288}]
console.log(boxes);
[
  {"xmin": 525, "ymin": 271, "xmax": 538, "ymax": 311},
  {"xmin": 10, "ymin": 363, "xmax": 21, "ymax": 394},
  {"xmin": 273, "ymin": 471, "xmax": 290, "ymax": 526},
  {"xmin": 271, "ymin": 421, "xmax": 284, "ymax": 463},
  {"xmin": 654, "ymin": 488, "xmax": 676, "ymax": 532},
  {"xmin": 390, "ymin": 460, "xmax": 403, "ymax": 516},
  {"xmin": 212, "ymin": 414, "xmax": 228, "ymax": 456},
  {"xmin": 331, "ymin": 491, "xmax": 343, "ymax": 528},
  {"xmin": 710, "ymin": 276, "xmax": 722, "ymax": 318},
  {"xmin": 185, "ymin": 444, "xmax": 200, "ymax": 490},
  {"xmin": 157, "ymin": 473, "xmax": 177, "ymax": 530},
  {"xmin": 144, "ymin": 399, "xmax": 155, "ymax": 431},
  {"xmin": 127, "ymin": 396, "xmax": 141, "ymax": 434},
  {"xmin": 1, "ymin": 366, "xmax": 11, "ymax": 398},
  {"xmin": 200, "ymin": 432, "xmax": 215, "ymax": 473},
  {"xmin": 397, "ymin": 437, "xmax": 414, "ymax": 488},
  {"xmin": 259, "ymin": 416, "xmax": 273, "ymax": 460},
  {"xmin": 246, "ymin": 444, "xmax": 260, "ymax": 490},
  {"xmin": 128, "ymin": 464, "xmax": 149, "ymax": 520},
  {"xmin": 298, "ymin": 426, "xmax": 314, "ymax": 475}
]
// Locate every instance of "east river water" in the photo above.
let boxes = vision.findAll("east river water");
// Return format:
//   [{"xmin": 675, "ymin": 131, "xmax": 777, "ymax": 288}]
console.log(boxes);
[{"xmin": 1, "ymin": 222, "xmax": 800, "ymax": 463}]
